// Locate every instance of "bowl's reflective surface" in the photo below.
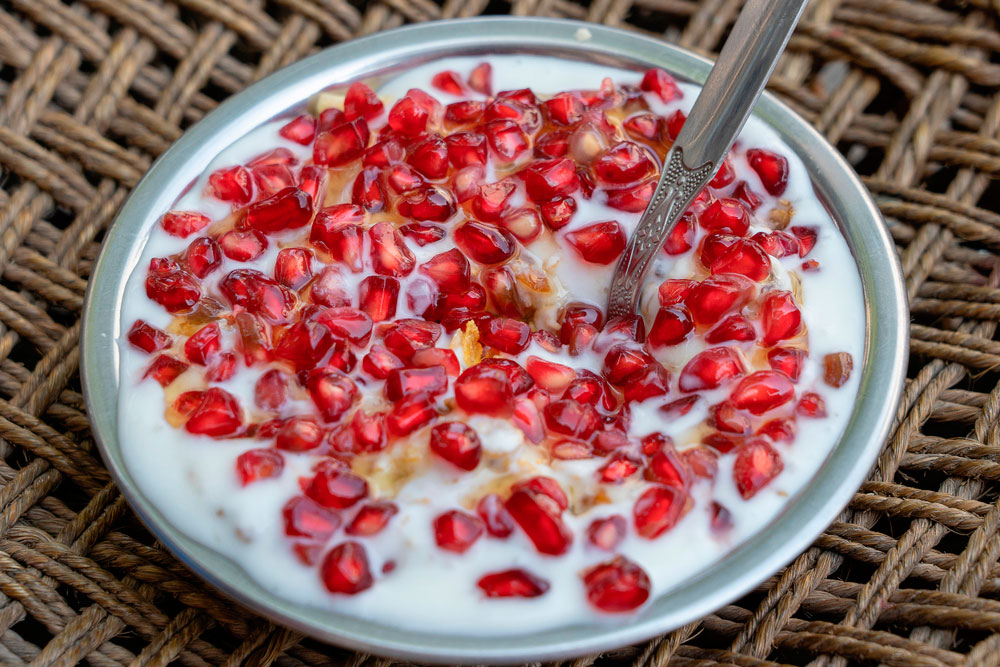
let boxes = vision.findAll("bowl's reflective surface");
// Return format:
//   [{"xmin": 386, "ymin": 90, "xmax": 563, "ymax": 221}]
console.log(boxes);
[{"xmin": 81, "ymin": 17, "xmax": 908, "ymax": 663}]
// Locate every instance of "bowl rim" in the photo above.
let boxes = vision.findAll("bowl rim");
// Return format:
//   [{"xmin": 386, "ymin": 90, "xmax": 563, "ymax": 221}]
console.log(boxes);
[{"xmin": 80, "ymin": 16, "xmax": 909, "ymax": 664}]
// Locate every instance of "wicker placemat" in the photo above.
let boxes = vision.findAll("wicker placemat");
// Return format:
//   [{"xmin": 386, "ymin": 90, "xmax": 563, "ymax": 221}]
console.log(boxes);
[{"xmin": 1, "ymin": 0, "xmax": 999, "ymax": 664}]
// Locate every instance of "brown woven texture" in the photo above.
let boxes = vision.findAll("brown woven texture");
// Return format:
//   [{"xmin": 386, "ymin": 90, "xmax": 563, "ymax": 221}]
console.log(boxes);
[{"xmin": 1, "ymin": 0, "xmax": 1000, "ymax": 664}]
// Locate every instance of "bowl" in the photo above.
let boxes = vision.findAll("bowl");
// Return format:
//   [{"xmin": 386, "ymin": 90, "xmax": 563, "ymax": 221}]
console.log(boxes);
[{"xmin": 80, "ymin": 16, "xmax": 908, "ymax": 664}]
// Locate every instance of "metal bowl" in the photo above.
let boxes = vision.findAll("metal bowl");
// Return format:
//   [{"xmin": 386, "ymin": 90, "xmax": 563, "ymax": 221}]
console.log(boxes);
[{"xmin": 81, "ymin": 17, "xmax": 908, "ymax": 664}]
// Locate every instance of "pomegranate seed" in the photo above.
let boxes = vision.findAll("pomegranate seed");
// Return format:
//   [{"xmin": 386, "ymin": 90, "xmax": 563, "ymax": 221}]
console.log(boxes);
[
  {"xmin": 344, "ymin": 82, "xmax": 384, "ymax": 121},
  {"xmin": 310, "ymin": 204, "xmax": 364, "ymax": 271},
  {"xmin": 388, "ymin": 95, "xmax": 430, "ymax": 138},
  {"xmin": 679, "ymin": 346, "xmax": 745, "ymax": 392},
  {"xmin": 622, "ymin": 364, "xmax": 670, "ymax": 403},
  {"xmin": 384, "ymin": 366, "xmax": 448, "ymax": 402},
  {"xmin": 766, "ymin": 347, "xmax": 804, "ymax": 381},
  {"xmin": 208, "ymin": 166, "xmax": 252, "ymax": 204},
  {"xmin": 272, "ymin": 247, "xmax": 312, "ymax": 290},
  {"xmin": 454, "ymin": 221, "xmax": 516, "ymax": 264},
  {"xmin": 682, "ymin": 446, "xmax": 718, "ymax": 479},
  {"xmin": 505, "ymin": 489, "xmax": 572, "ymax": 555},
  {"xmin": 566, "ymin": 221, "xmax": 626, "ymax": 265},
  {"xmin": 308, "ymin": 466, "xmax": 368, "ymax": 508},
  {"xmin": 746, "ymin": 148, "xmax": 789, "ymax": 196},
  {"xmin": 624, "ymin": 113, "xmax": 660, "ymax": 140},
  {"xmin": 445, "ymin": 131, "xmax": 487, "ymax": 169},
  {"xmin": 544, "ymin": 399, "xmax": 600, "ymax": 439},
  {"xmin": 484, "ymin": 120, "xmax": 529, "ymax": 161},
  {"xmin": 486, "ymin": 95, "xmax": 540, "ymax": 131},
  {"xmin": 705, "ymin": 313, "xmax": 757, "ymax": 344},
  {"xmin": 173, "ymin": 392, "xmax": 204, "ymax": 421},
  {"xmin": 455, "ymin": 364, "xmax": 514, "ymax": 416},
  {"xmin": 314, "ymin": 117, "xmax": 369, "ymax": 166},
  {"xmin": 648, "ymin": 305, "xmax": 694, "ymax": 347},
  {"xmin": 711, "ymin": 502, "xmax": 734, "ymax": 533},
  {"xmin": 711, "ymin": 238, "xmax": 771, "ymax": 282},
  {"xmin": 397, "ymin": 185, "xmax": 456, "ymax": 222},
  {"xmin": 662, "ymin": 212, "xmax": 695, "ymax": 255},
  {"xmin": 472, "ymin": 180, "xmax": 515, "ymax": 222},
  {"xmin": 583, "ymin": 556, "xmax": 651, "ymax": 612},
  {"xmin": 185, "ymin": 387, "xmax": 242, "ymax": 436},
  {"xmin": 685, "ymin": 274, "xmax": 755, "ymax": 326},
  {"xmin": 144, "ymin": 354, "xmax": 188, "ymax": 387},
  {"xmin": 634, "ymin": 485, "xmax": 686, "ymax": 538},
  {"xmin": 307, "ymin": 368, "xmax": 357, "ymax": 422},
  {"xmin": 399, "ymin": 222, "xmax": 446, "ymax": 247},
  {"xmin": 183, "ymin": 322, "xmax": 221, "ymax": 366},
  {"xmin": 364, "ymin": 139, "xmax": 404, "ymax": 167},
  {"xmin": 146, "ymin": 262, "xmax": 200, "ymax": 313},
  {"xmin": 730, "ymin": 370, "xmax": 795, "ymax": 415},
  {"xmin": 161, "ymin": 210, "xmax": 210, "ymax": 238},
  {"xmin": 498, "ymin": 207, "xmax": 541, "ymax": 243},
  {"xmin": 790, "ymin": 226, "xmax": 818, "ymax": 256},
  {"xmin": 235, "ymin": 312, "xmax": 272, "ymax": 366},
  {"xmin": 314, "ymin": 307, "xmax": 371, "ymax": 345},
  {"xmin": 383, "ymin": 319, "xmax": 441, "ymax": 363},
  {"xmin": 218, "ymin": 228, "xmax": 267, "ymax": 262},
  {"xmin": 698, "ymin": 233, "xmax": 740, "ymax": 268},
  {"xmin": 512, "ymin": 395, "xmax": 545, "ymax": 443},
  {"xmin": 274, "ymin": 416, "xmax": 324, "ymax": 452},
  {"xmin": 535, "ymin": 131, "xmax": 570, "ymax": 159},
  {"xmin": 353, "ymin": 276, "xmax": 397, "ymax": 323},
  {"xmin": 598, "ymin": 453, "xmax": 640, "ymax": 483},
  {"xmin": 531, "ymin": 331, "xmax": 561, "ymax": 354},
  {"xmin": 419, "ymin": 248, "xmax": 470, "ymax": 293},
  {"xmin": 445, "ymin": 100, "xmax": 485, "ymax": 125},
  {"xmin": 524, "ymin": 158, "xmax": 580, "ymax": 203},
  {"xmin": 758, "ymin": 417, "xmax": 796, "ymax": 443},
  {"xmin": 753, "ymin": 230, "xmax": 800, "ymax": 258},
  {"xmin": 346, "ymin": 409, "xmax": 385, "ymax": 452},
  {"xmin": 664, "ymin": 109, "xmax": 686, "ymax": 140},
  {"xmin": 433, "ymin": 510, "xmax": 484, "ymax": 553},
  {"xmin": 478, "ymin": 317, "xmax": 529, "ymax": 354},
  {"xmin": 252, "ymin": 163, "xmax": 295, "ymax": 197},
  {"xmin": 387, "ymin": 393, "xmax": 437, "ymax": 436},
  {"xmin": 646, "ymin": 446, "xmax": 690, "ymax": 489},
  {"xmin": 537, "ymin": 196, "xmax": 576, "ymax": 230},
  {"xmin": 730, "ymin": 180, "xmax": 762, "ymax": 211},
  {"xmin": 305, "ymin": 267, "xmax": 348, "ymax": 309},
  {"xmin": 221, "ymin": 269, "xmax": 296, "ymax": 323},
  {"xmin": 640, "ymin": 68, "xmax": 682, "ymax": 102},
  {"xmin": 760, "ymin": 290, "xmax": 802, "ymax": 346},
  {"xmin": 127, "ymin": 320, "xmax": 170, "ymax": 353},
  {"xmin": 658, "ymin": 279, "xmax": 696, "ymax": 306},
  {"xmin": 733, "ymin": 438, "xmax": 784, "ymax": 499},
  {"xmin": 362, "ymin": 344, "xmax": 405, "ymax": 380},
  {"xmin": 429, "ymin": 421, "xmax": 482, "ymax": 471},
  {"xmin": 254, "ymin": 369, "xmax": 287, "ymax": 409},
  {"xmin": 248, "ymin": 147, "xmax": 297, "ymax": 168},
  {"xmin": 824, "ymin": 352, "xmax": 854, "ymax": 387},
  {"xmin": 602, "ymin": 345, "xmax": 655, "ymax": 385},
  {"xmin": 525, "ymin": 357, "xmax": 575, "ymax": 395},
  {"xmin": 513, "ymin": 476, "xmax": 568, "ymax": 510},
  {"xmin": 351, "ymin": 167, "xmax": 385, "ymax": 212},
  {"xmin": 703, "ymin": 432, "xmax": 743, "ymax": 454},
  {"xmin": 322, "ymin": 542, "xmax": 373, "ymax": 595},
  {"xmin": 551, "ymin": 439, "xmax": 593, "ymax": 460},
  {"xmin": 699, "ymin": 198, "xmax": 750, "ymax": 235},
  {"xmin": 797, "ymin": 392, "xmax": 827, "ymax": 418},
  {"xmin": 406, "ymin": 134, "xmax": 449, "ymax": 179},
  {"xmin": 279, "ymin": 114, "xmax": 316, "ymax": 145},
  {"xmin": 710, "ymin": 157, "xmax": 735, "ymax": 189},
  {"xmin": 341, "ymin": 501, "xmax": 396, "ymax": 537},
  {"xmin": 594, "ymin": 142, "xmax": 655, "ymax": 186},
  {"xmin": 560, "ymin": 305, "xmax": 603, "ymax": 345},
  {"xmin": 604, "ymin": 178, "xmax": 655, "ymax": 212},
  {"xmin": 235, "ymin": 449, "xmax": 283, "ymax": 486},
  {"xmin": 801, "ymin": 259, "xmax": 821, "ymax": 271},
  {"xmin": 368, "ymin": 222, "xmax": 415, "ymax": 277},
  {"xmin": 477, "ymin": 493, "xmax": 515, "ymax": 538},
  {"xmin": 468, "ymin": 62, "xmax": 492, "ymax": 95},
  {"xmin": 710, "ymin": 401, "xmax": 751, "ymax": 434},
  {"xmin": 478, "ymin": 569, "xmax": 549, "ymax": 598},
  {"xmin": 283, "ymin": 495, "xmax": 339, "ymax": 539},
  {"xmin": 588, "ymin": 515, "xmax": 627, "ymax": 551},
  {"xmin": 431, "ymin": 70, "xmax": 469, "ymax": 96},
  {"xmin": 183, "ymin": 237, "xmax": 222, "ymax": 279}
]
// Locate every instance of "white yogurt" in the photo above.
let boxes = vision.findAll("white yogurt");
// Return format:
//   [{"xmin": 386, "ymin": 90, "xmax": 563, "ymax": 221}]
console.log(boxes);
[{"xmin": 117, "ymin": 55, "xmax": 865, "ymax": 634}]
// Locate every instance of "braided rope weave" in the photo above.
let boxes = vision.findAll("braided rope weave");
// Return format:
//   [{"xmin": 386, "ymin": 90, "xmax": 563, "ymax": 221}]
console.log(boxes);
[{"xmin": 2, "ymin": 0, "xmax": 1000, "ymax": 664}]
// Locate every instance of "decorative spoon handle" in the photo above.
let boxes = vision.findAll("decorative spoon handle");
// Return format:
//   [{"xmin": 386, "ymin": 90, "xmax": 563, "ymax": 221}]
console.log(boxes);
[{"xmin": 606, "ymin": 0, "xmax": 808, "ymax": 319}]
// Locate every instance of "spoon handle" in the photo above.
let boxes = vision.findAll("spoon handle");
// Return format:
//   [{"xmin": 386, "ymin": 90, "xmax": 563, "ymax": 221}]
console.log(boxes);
[{"xmin": 606, "ymin": 0, "xmax": 808, "ymax": 320}]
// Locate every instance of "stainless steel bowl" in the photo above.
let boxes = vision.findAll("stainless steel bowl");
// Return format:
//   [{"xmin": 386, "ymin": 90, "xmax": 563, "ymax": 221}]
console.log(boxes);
[{"xmin": 81, "ymin": 17, "xmax": 908, "ymax": 664}]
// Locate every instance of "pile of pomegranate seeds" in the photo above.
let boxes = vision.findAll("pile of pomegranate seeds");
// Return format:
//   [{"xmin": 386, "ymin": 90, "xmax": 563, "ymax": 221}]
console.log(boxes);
[{"xmin": 129, "ymin": 60, "xmax": 857, "ymax": 616}]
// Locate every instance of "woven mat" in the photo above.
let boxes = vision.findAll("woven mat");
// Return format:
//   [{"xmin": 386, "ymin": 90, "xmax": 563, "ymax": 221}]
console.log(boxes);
[{"xmin": 2, "ymin": 0, "xmax": 1000, "ymax": 665}]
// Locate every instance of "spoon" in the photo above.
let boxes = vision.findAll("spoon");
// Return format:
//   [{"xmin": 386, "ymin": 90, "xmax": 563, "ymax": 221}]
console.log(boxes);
[{"xmin": 606, "ymin": 0, "xmax": 808, "ymax": 319}]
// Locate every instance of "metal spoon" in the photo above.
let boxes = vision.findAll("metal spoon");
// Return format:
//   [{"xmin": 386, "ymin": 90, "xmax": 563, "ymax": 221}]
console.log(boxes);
[{"xmin": 606, "ymin": 0, "xmax": 808, "ymax": 319}]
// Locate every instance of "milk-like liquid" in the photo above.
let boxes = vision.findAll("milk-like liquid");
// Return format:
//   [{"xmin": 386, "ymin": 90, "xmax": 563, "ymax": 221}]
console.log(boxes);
[{"xmin": 117, "ymin": 55, "xmax": 865, "ymax": 634}]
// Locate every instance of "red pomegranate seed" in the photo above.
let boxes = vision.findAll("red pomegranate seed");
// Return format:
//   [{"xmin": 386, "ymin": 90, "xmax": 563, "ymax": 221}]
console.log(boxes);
[
  {"xmin": 583, "ymin": 556, "xmax": 651, "ymax": 612},
  {"xmin": 429, "ymin": 421, "xmax": 482, "ymax": 471},
  {"xmin": 343, "ymin": 82, "xmax": 384, "ymax": 121},
  {"xmin": 314, "ymin": 117, "xmax": 369, "ymax": 166},
  {"xmin": 663, "ymin": 212, "xmax": 695, "ymax": 255},
  {"xmin": 146, "ymin": 261, "xmax": 200, "ymax": 313},
  {"xmin": 679, "ymin": 346, "xmax": 745, "ymax": 392},
  {"xmin": 283, "ymin": 495, "xmax": 340, "ymax": 539},
  {"xmin": 305, "ymin": 267, "xmax": 348, "ymax": 309},
  {"xmin": 235, "ymin": 312, "xmax": 272, "ymax": 366},
  {"xmin": 419, "ymin": 248, "xmax": 470, "ymax": 293},
  {"xmin": 500, "ymin": 207, "xmax": 542, "ymax": 243},
  {"xmin": 185, "ymin": 387, "xmax": 242, "ymax": 436},
  {"xmin": 588, "ymin": 515, "xmax": 627, "ymax": 551},
  {"xmin": 824, "ymin": 352, "xmax": 854, "ymax": 387},
  {"xmin": 699, "ymin": 232, "xmax": 740, "ymax": 268},
  {"xmin": 388, "ymin": 95, "xmax": 430, "ymax": 137},
  {"xmin": 308, "ymin": 467, "xmax": 368, "ymax": 509},
  {"xmin": 252, "ymin": 163, "xmax": 295, "ymax": 197},
  {"xmin": 314, "ymin": 307, "xmax": 371, "ymax": 345},
  {"xmin": 535, "ymin": 131, "xmax": 570, "ymax": 158},
  {"xmin": 760, "ymin": 290, "xmax": 802, "ymax": 346},
  {"xmin": 564, "ymin": 376, "xmax": 604, "ymax": 406},
  {"xmin": 208, "ymin": 166, "xmax": 252, "ymax": 205},
  {"xmin": 544, "ymin": 399, "xmax": 600, "ymax": 439},
  {"xmin": 711, "ymin": 238, "xmax": 771, "ymax": 282},
  {"xmin": 235, "ymin": 449, "xmax": 283, "ymax": 486},
  {"xmin": 385, "ymin": 164, "xmax": 424, "ymax": 195},
  {"xmin": 480, "ymin": 267, "xmax": 523, "ymax": 318},
  {"xmin": 594, "ymin": 142, "xmax": 655, "ymax": 186},
  {"xmin": 384, "ymin": 366, "xmax": 448, "ymax": 402},
  {"xmin": 648, "ymin": 305, "xmax": 694, "ymax": 347},
  {"xmin": 706, "ymin": 313, "xmax": 757, "ymax": 344},
  {"xmin": 161, "ymin": 210, "xmax": 210, "ymax": 238},
  {"xmin": 184, "ymin": 236, "xmax": 222, "ymax": 279},
  {"xmin": 525, "ymin": 357, "xmax": 575, "ymax": 394},
  {"xmin": 604, "ymin": 178, "xmax": 655, "ymax": 212},
  {"xmin": 445, "ymin": 100, "xmax": 484, "ymax": 125},
  {"xmin": 271, "ymin": 247, "xmax": 311, "ymax": 290},
  {"xmin": 322, "ymin": 541, "xmax": 373, "ymax": 595},
  {"xmin": 382, "ymin": 319, "xmax": 440, "ymax": 362},
  {"xmin": 645, "ymin": 446, "xmax": 689, "ymax": 490},
  {"xmin": 541, "ymin": 92, "xmax": 582, "ymax": 126},
  {"xmin": 622, "ymin": 363, "xmax": 670, "ymax": 403},
  {"xmin": 560, "ymin": 303, "xmax": 604, "ymax": 343},
  {"xmin": 310, "ymin": 204, "xmax": 364, "ymax": 271},
  {"xmin": 127, "ymin": 320, "xmax": 170, "ymax": 353},
  {"xmin": 431, "ymin": 70, "xmax": 469, "ymax": 96},
  {"xmin": 364, "ymin": 138, "xmax": 404, "ymax": 167},
  {"xmin": 351, "ymin": 166, "xmax": 385, "ymax": 212},
  {"xmin": 710, "ymin": 401, "xmax": 751, "ymax": 434},
  {"xmin": 145, "ymin": 354, "xmax": 188, "ymax": 387},
  {"xmin": 480, "ymin": 317, "xmax": 531, "ymax": 354},
  {"xmin": 665, "ymin": 109, "xmax": 686, "ymax": 140},
  {"xmin": 766, "ymin": 347, "xmax": 804, "ymax": 381},
  {"xmin": 524, "ymin": 158, "xmax": 580, "ymax": 203},
  {"xmin": 386, "ymin": 393, "xmax": 437, "ymax": 436},
  {"xmin": 706, "ymin": 430, "xmax": 744, "ymax": 453},
  {"xmin": 746, "ymin": 148, "xmax": 789, "ymax": 196},
  {"xmin": 397, "ymin": 185, "xmax": 456, "ymax": 222},
  {"xmin": 454, "ymin": 221, "xmax": 516, "ymax": 265},
  {"xmin": 455, "ymin": 364, "xmax": 514, "ymax": 416},
  {"xmin": 406, "ymin": 134, "xmax": 449, "ymax": 179},
  {"xmin": 254, "ymin": 369, "xmax": 287, "ymax": 410},
  {"xmin": 512, "ymin": 395, "xmax": 545, "ymax": 443},
  {"xmin": 173, "ymin": 391, "xmax": 204, "ymax": 420},
  {"xmin": 221, "ymin": 269, "xmax": 297, "ymax": 323},
  {"xmin": 634, "ymin": 485, "xmax": 686, "ymax": 538},
  {"xmin": 710, "ymin": 157, "xmax": 735, "ymax": 189},
  {"xmin": 184, "ymin": 322, "xmax": 221, "ymax": 365},
  {"xmin": 758, "ymin": 417, "xmax": 796, "ymax": 443},
  {"xmin": 399, "ymin": 222, "xmax": 445, "ymax": 247},
  {"xmin": 797, "ymin": 392, "xmax": 827, "ymax": 418},
  {"xmin": 752, "ymin": 230, "xmax": 800, "ymax": 258},
  {"xmin": 306, "ymin": 368, "xmax": 357, "ymax": 422},
  {"xmin": 733, "ymin": 438, "xmax": 784, "ymax": 499},
  {"xmin": 551, "ymin": 439, "xmax": 593, "ymax": 460},
  {"xmin": 468, "ymin": 62, "xmax": 492, "ymax": 95},
  {"xmin": 640, "ymin": 68, "xmax": 682, "ymax": 102},
  {"xmin": 681, "ymin": 446, "xmax": 718, "ymax": 479},
  {"xmin": 478, "ymin": 569, "xmax": 549, "ymax": 598},
  {"xmin": 790, "ymin": 226, "xmax": 818, "ymax": 256},
  {"xmin": 279, "ymin": 114, "xmax": 316, "ymax": 145},
  {"xmin": 699, "ymin": 198, "xmax": 750, "ymax": 235},
  {"xmin": 434, "ymin": 510, "xmax": 484, "ymax": 553},
  {"xmin": 472, "ymin": 180, "xmax": 515, "ymax": 222},
  {"xmin": 248, "ymin": 147, "xmax": 297, "ymax": 168},
  {"xmin": 624, "ymin": 113, "xmax": 660, "ymax": 140},
  {"xmin": 446, "ymin": 131, "xmax": 487, "ymax": 168},
  {"xmin": 658, "ymin": 279, "xmax": 696, "ymax": 306},
  {"xmin": 730, "ymin": 370, "xmax": 795, "ymax": 415},
  {"xmin": 603, "ymin": 344, "xmax": 655, "ymax": 385},
  {"xmin": 571, "ymin": 323, "xmax": 600, "ymax": 355},
  {"xmin": 484, "ymin": 120, "xmax": 529, "ymax": 161},
  {"xmin": 362, "ymin": 344, "xmax": 405, "ymax": 380},
  {"xmin": 730, "ymin": 180, "xmax": 761, "ymax": 211},
  {"xmin": 486, "ymin": 95, "xmax": 540, "ymax": 131},
  {"xmin": 218, "ymin": 228, "xmax": 267, "ymax": 262},
  {"xmin": 505, "ymin": 489, "xmax": 572, "ymax": 555},
  {"xmin": 368, "ymin": 221, "xmax": 415, "ymax": 277},
  {"xmin": 354, "ymin": 275, "xmax": 397, "ymax": 322},
  {"xmin": 598, "ymin": 453, "xmax": 640, "ymax": 483},
  {"xmin": 685, "ymin": 274, "xmax": 755, "ymax": 326},
  {"xmin": 539, "ymin": 196, "xmax": 576, "ymax": 230},
  {"xmin": 512, "ymin": 476, "xmax": 568, "ymax": 511},
  {"xmin": 346, "ymin": 409, "xmax": 385, "ymax": 452},
  {"xmin": 566, "ymin": 221, "xmax": 626, "ymax": 265},
  {"xmin": 275, "ymin": 416, "xmax": 324, "ymax": 452},
  {"xmin": 477, "ymin": 493, "xmax": 515, "ymax": 538}
]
